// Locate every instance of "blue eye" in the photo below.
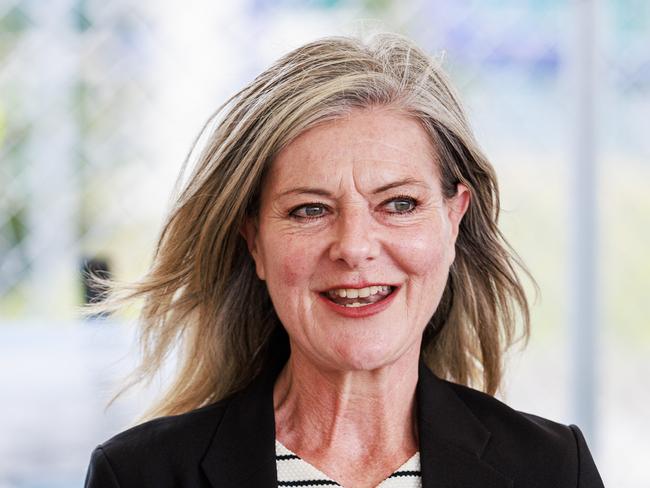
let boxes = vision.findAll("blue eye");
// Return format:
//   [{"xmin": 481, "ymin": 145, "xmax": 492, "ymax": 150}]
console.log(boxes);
[
  {"xmin": 290, "ymin": 204, "xmax": 327, "ymax": 219},
  {"xmin": 384, "ymin": 197, "xmax": 416, "ymax": 214}
]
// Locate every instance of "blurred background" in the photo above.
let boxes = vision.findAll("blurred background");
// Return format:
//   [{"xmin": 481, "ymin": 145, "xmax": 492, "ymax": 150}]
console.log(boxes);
[{"xmin": 1, "ymin": 0, "xmax": 648, "ymax": 486}]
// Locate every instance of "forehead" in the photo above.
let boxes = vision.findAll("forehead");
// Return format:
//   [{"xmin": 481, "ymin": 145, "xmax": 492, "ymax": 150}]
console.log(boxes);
[{"xmin": 265, "ymin": 108, "xmax": 440, "ymax": 193}]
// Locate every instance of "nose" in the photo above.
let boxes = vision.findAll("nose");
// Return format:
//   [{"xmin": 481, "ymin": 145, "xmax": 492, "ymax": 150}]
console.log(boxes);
[{"xmin": 328, "ymin": 207, "xmax": 380, "ymax": 268}]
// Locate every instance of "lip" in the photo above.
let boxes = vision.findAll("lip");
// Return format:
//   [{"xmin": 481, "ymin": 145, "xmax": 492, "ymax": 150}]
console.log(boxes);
[
  {"xmin": 317, "ymin": 285, "xmax": 399, "ymax": 318},
  {"xmin": 319, "ymin": 282, "xmax": 397, "ymax": 292}
]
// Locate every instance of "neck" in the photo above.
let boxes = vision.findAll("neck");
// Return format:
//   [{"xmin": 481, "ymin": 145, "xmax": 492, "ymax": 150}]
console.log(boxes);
[{"xmin": 273, "ymin": 346, "xmax": 420, "ymax": 464}]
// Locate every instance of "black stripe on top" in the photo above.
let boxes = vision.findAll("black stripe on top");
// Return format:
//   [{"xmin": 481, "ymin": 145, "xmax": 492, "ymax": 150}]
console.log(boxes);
[
  {"xmin": 388, "ymin": 470, "xmax": 421, "ymax": 479},
  {"xmin": 278, "ymin": 481, "xmax": 340, "ymax": 487},
  {"xmin": 276, "ymin": 453, "xmax": 301, "ymax": 460}
]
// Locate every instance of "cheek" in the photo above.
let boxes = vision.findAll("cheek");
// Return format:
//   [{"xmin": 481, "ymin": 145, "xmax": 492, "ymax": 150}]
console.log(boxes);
[
  {"xmin": 262, "ymin": 235, "xmax": 319, "ymax": 334},
  {"xmin": 278, "ymin": 258, "xmax": 303, "ymax": 289},
  {"xmin": 389, "ymin": 226, "xmax": 453, "ymax": 277},
  {"xmin": 264, "ymin": 234, "xmax": 316, "ymax": 291}
]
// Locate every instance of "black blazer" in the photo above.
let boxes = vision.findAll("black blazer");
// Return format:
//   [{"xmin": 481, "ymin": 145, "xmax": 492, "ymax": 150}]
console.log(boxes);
[{"xmin": 85, "ymin": 359, "xmax": 605, "ymax": 488}]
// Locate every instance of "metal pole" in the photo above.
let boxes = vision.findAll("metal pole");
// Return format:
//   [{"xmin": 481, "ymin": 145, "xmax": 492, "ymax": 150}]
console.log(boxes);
[
  {"xmin": 570, "ymin": 0, "xmax": 599, "ymax": 447},
  {"xmin": 25, "ymin": 0, "xmax": 79, "ymax": 317}
]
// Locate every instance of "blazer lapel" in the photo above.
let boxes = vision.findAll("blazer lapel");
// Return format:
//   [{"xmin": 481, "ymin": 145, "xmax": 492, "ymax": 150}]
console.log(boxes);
[
  {"xmin": 417, "ymin": 362, "xmax": 513, "ymax": 488},
  {"xmin": 200, "ymin": 363, "xmax": 282, "ymax": 488},
  {"xmin": 201, "ymin": 331, "xmax": 290, "ymax": 488}
]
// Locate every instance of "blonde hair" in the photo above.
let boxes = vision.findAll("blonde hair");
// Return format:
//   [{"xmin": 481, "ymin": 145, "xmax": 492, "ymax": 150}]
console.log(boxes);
[{"xmin": 104, "ymin": 33, "xmax": 532, "ymax": 419}]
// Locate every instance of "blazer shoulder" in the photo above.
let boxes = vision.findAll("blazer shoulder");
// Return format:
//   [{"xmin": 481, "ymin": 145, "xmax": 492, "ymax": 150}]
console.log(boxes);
[
  {"xmin": 442, "ymin": 380, "xmax": 604, "ymax": 487},
  {"xmin": 87, "ymin": 397, "xmax": 232, "ymax": 487},
  {"xmin": 101, "ymin": 398, "xmax": 230, "ymax": 456},
  {"xmin": 444, "ymin": 379, "xmax": 573, "ymax": 442}
]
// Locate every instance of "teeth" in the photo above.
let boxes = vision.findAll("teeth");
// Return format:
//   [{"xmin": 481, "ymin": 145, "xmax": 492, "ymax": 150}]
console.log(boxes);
[
  {"xmin": 328, "ymin": 285, "xmax": 391, "ymax": 298},
  {"xmin": 345, "ymin": 302, "xmax": 364, "ymax": 307}
]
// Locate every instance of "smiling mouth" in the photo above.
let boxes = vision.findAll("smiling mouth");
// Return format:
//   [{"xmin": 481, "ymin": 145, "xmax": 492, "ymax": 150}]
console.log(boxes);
[{"xmin": 321, "ymin": 285, "xmax": 396, "ymax": 308}]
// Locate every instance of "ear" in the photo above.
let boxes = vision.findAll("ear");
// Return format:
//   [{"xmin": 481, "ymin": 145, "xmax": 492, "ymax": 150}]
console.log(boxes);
[
  {"xmin": 447, "ymin": 183, "xmax": 470, "ymax": 241},
  {"xmin": 240, "ymin": 218, "xmax": 266, "ymax": 280}
]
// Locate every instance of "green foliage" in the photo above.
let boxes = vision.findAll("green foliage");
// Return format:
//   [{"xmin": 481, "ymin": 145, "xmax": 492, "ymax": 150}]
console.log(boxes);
[
  {"xmin": 74, "ymin": 0, "xmax": 93, "ymax": 32},
  {"xmin": 361, "ymin": 0, "xmax": 393, "ymax": 14},
  {"xmin": 0, "ymin": 4, "xmax": 32, "ymax": 34},
  {"xmin": 7, "ymin": 209, "xmax": 27, "ymax": 246}
]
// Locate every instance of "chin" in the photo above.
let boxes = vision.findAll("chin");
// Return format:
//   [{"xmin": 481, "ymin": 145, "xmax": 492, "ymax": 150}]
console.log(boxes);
[{"xmin": 329, "ymin": 337, "xmax": 410, "ymax": 372}]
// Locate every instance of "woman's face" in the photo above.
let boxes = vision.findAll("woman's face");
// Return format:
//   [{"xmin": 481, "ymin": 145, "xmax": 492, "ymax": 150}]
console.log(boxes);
[{"xmin": 244, "ymin": 108, "xmax": 469, "ymax": 372}]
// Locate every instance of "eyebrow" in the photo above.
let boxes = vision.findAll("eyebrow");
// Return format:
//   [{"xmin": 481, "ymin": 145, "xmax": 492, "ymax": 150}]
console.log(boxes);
[
  {"xmin": 371, "ymin": 177, "xmax": 428, "ymax": 194},
  {"xmin": 278, "ymin": 178, "xmax": 428, "ymax": 198}
]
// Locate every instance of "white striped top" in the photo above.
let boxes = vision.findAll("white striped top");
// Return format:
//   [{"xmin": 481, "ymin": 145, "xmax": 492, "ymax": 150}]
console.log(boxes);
[{"xmin": 275, "ymin": 440, "xmax": 422, "ymax": 487}]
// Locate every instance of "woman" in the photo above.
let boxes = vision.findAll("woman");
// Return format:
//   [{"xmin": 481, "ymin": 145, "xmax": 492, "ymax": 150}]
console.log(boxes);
[{"xmin": 85, "ymin": 34, "xmax": 604, "ymax": 487}]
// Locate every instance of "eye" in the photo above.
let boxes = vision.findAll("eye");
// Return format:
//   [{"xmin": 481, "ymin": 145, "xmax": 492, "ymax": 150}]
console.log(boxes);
[
  {"xmin": 383, "ymin": 196, "xmax": 417, "ymax": 214},
  {"xmin": 289, "ymin": 203, "xmax": 328, "ymax": 219}
]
